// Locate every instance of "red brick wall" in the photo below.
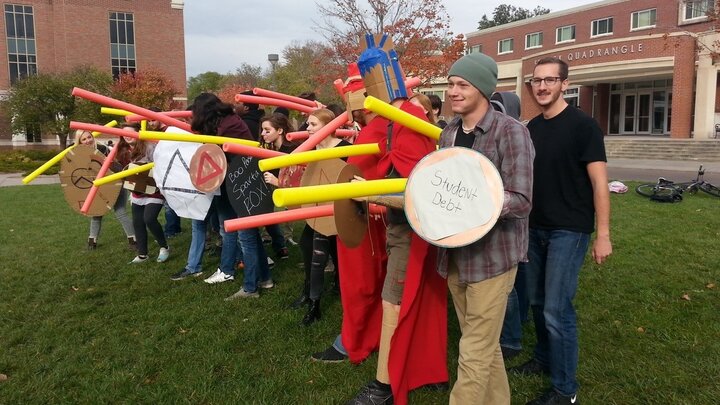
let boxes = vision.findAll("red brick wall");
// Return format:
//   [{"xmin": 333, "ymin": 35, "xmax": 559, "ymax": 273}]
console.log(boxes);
[
  {"xmin": 0, "ymin": 0, "xmax": 185, "ymax": 142},
  {"xmin": 670, "ymin": 35, "xmax": 696, "ymax": 138},
  {"xmin": 467, "ymin": 0, "xmax": 714, "ymax": 63},
  {"xmin": 0, "ymin": 0, "xmax": 185, "ymax": 94}
]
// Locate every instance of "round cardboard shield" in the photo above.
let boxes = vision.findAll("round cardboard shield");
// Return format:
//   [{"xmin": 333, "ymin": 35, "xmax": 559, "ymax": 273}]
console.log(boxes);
[
  {"xmin": 404, "ymin": 147, "xmax": 504, "ymax": 248},
  {"xmin": 59, "ymin": 145, "xmax": 122, "ymax": 216},
  {"xmin": 190, "ymin": 144, "xmax": 227, "ymax": 193},
  {"xmin": 225, "ymin": 155, "xmax": 274, "ymax": 218},
  {"xmin": 333, "ymin": 163, "xmax": 368, "ymax": 248},
  {"xmin": 300, "ymin": 158, "xmax": 347, "ymax": 236},
  {"xmin": 152, "ymin": 139, "xmax": 215, "ymax": 220}
]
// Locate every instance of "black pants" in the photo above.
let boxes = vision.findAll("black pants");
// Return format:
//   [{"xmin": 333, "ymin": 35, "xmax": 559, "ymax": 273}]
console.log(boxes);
[
  {"xmin": 308, "ymin": 232, "xmax": 338, "ymax": 301},
  {"xmin": 132, "ymin": 202, "xmax": 167, "ymax": 256}
]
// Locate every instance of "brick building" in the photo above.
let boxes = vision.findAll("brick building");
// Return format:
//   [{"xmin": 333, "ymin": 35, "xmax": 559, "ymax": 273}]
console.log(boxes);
[
  {"xmin": 425, "ymin": 0, "xmax": 720, "ymax": 139},
  {"xmin": 0, "ymin": 0, "xmax": 186, "ymax": 145}
]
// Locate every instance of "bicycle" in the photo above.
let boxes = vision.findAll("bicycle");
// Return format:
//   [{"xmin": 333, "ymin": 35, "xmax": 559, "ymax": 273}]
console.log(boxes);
[{"xmin": 636, "ymin": 165, "xmax": 720, "ymax": 200}]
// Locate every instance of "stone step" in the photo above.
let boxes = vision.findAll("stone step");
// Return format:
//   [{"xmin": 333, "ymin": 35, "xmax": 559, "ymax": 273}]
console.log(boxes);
[{"xmin": 603, "ymin": 138, "xmax": 720, "ymax": 161}]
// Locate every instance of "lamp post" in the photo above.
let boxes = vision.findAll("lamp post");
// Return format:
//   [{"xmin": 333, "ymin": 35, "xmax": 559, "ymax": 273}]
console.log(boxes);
[{"xmin": 267, "ymin": 53, "xmax": 279, "ymax": 90}]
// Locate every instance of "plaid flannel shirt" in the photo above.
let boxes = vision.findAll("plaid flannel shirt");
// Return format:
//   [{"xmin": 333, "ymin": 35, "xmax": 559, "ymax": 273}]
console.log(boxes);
[{"xmin": 437, "ymin": 107, "xmax": 535, "ymax": 283}]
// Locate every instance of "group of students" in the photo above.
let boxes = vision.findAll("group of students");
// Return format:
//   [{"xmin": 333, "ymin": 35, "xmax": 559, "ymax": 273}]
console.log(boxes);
[{"xmin": 74, "ymin": 51, "xmax": 612, "ymax": 405}]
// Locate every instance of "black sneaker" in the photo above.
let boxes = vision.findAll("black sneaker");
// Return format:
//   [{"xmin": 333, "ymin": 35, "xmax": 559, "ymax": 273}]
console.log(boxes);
[
  {"xmin": 345, "ymin": 380, "xmax": 393, "ymax": 405},
  {"xmin": 526, "ymin": 389, "xmax": 578, "ymax": 405},
  {"xmin": 508, "ymin": 358, "xmax": 550, "ymax": 376},
  {"xmin": 278, "ymin": 247, "xmax": 289, "ymax": 259},
  {"xmin": 311, "ymin": 345, "xmax": 348, "ymax": 363},
  {"xmin": 501, "ymin": 346, "xmax": 522, "ymax": 360},
  {"xmin": 170, "ymin": 269, "xmax": 203, "ymax": 281}
]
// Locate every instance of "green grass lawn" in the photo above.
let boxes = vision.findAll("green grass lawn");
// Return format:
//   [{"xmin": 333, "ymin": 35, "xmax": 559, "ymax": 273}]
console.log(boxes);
[{"xmin": 0, "ymin": 184, "xmax": 718, "ymax": 404}]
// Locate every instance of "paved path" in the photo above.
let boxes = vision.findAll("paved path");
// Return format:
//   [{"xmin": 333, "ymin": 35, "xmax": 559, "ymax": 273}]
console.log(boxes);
[{"xmin": 2, "ymin": 158, "xmax": 720, "ymax": 187}]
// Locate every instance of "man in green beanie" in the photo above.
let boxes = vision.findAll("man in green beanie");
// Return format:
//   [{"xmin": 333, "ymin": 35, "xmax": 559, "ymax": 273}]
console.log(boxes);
[{"xmin": 436, "ymin": 52, "xmax": 535, "ymax": 404}]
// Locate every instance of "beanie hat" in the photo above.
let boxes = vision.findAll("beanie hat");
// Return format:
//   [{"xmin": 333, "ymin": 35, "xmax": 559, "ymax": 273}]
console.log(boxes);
[{"xmin": 448, "ymin": 53, "xmax": 498, "ymax": 100}]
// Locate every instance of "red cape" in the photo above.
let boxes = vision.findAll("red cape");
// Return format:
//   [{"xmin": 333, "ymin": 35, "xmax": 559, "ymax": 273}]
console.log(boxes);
[{"xmin": 339, "ymin": 103, "xmax": 448, "ymax": 405}]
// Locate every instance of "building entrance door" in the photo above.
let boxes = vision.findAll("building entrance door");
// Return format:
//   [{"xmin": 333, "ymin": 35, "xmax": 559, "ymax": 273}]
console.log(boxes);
[{"xmin": 622, "ymin": 94, "xmax": 636, "ymax": 133}]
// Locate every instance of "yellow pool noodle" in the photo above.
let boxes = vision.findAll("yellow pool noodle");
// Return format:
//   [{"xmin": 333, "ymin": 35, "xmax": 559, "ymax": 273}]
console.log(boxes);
[
  {"xmin": 139, "ymin": 130, "xmax": 260, "ymax": 147},
  {"xmin": 93, "ymin": 162, "xmax": 154, "ymax": 186},
  {"xmin": 258, "ymin": 144, "xmax": 380, "ymax": 172},
  {"xmin": 273, "ymin": 178, "xmax": 407, "ymax": 207},
  {"xmin": 101, "ymin": 107, "xmax": 132, "ymax": 117},
  {"xmin": 364, "ymin": 96, "xmax": 441, "ymax": 140},
  {"xmin": 22, "ymin": 120, "xmax": 118, "ymax": 184}
]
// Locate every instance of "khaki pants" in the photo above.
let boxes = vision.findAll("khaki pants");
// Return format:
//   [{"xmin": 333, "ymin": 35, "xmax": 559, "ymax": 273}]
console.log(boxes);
[{"xmin": 448, "ymin": 262, "xmax": 517, "ymax": 405}]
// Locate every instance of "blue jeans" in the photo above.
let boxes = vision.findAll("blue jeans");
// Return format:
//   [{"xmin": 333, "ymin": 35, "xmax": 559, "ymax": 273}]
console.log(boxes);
[
  {"xmin": 185, "ymin": 219, "xmax": 207, "ymax": 274},
  {"xmin": 525, "ymin": 228, "xmax": 590, "ymax": 396},
  {"xmin": 164, "ymin": 202, "xmax": 182, "ymax": 235},
  {"xmin": 265, "ymin": 224, "xmax": 286, "ymax": 254},
  {"xmin": 332, "ymin": 334, "xmax": 347, "ymax": 356},
  {"xmin": 500, "ymin": 264, "xmax": 529, "ymax": 350},
  {"xmin": 239, "ymin": 228, "xmax": 271, "ymax": 293},
  {"xmin": 216, "ymin": 197, "xmax": 239, "ymax": 277}
]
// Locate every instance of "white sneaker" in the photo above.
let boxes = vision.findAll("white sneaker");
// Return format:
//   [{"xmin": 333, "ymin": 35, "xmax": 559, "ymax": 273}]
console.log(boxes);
[
  {"xmin": 129, "ymin": 255, "xmax": 148, "ymax": 264},
  {"xmin": 267, "ymin": 257, "xmax": 275, "ymax": 268},
  {"xmin": 258, "ymin": 279, "xmax": 274, "ymax": 289},
  {"xmin": 157, "ymin": 247, "xmax": 170, "ymax": 263},
  {"xmin": 204, "ymin": 268, "xmax": 234, "ymax": 284}
]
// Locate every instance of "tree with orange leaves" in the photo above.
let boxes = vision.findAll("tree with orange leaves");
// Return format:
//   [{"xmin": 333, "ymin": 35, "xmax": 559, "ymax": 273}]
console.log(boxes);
[
  {"xmin": 314, "ymin": 0, "xmax": 465, "ymax": 84},
  {"xmin": 111, "ymin": 68, "xmax": 178, "ymax": 110}
]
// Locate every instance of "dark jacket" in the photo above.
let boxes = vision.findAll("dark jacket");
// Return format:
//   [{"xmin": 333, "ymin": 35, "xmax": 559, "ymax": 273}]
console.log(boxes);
[{"xmin": 240, "ymin": 109, "xmax": 264, "ymax": 141}]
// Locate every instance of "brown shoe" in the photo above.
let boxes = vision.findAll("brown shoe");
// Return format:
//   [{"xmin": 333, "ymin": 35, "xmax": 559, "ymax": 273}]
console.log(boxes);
[
  {"xmin": 87, "ymin": 238, "xmax": 97, "ymax": 250},
  {"xmin": 128, "ymin": 237, "xmax": 137, "ymax": 251}
]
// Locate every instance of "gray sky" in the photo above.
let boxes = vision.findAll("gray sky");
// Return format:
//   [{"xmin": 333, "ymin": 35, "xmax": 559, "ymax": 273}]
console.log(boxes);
[{"xmin": 183, "ymin": 0, "xmax": 600, "ymax": 78}]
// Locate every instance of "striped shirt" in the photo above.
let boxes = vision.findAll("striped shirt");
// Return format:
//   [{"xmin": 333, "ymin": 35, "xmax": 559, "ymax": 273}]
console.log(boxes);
[{"xmin": 437, "ymin": 107, "xmax": 535, "ymax": 283}]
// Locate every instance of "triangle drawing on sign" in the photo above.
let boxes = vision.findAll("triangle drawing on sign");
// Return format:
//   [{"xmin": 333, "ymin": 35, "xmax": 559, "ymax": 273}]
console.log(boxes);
[
  {"xmin": 196, "ymin": 151, "xmax": 223, "ymax": 186},
  {"xmin": 161, "ymin": 148, "xmax": 201, "ymax": 195}
]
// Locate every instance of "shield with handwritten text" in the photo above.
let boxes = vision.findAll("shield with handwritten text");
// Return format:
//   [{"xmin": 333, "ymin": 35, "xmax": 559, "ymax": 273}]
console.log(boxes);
[
  {"xmin": 404, "ymin": 147, "xmax": 504, "ymax": 248},
  {"xmin": 300, "ymin": 158, "xmax": 347, "ymax": 236},
  {"xmin": 59, "ymin": 144, "xmax": 122, "ymax": 216},
  {"xmin": 225, "ymin": 155, "xmax": 274, "ymax": 217}
]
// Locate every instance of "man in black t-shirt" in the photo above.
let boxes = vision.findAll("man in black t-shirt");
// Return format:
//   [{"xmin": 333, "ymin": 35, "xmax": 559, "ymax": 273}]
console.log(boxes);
[{"xmin": 509, "ymin": 57, "xmax": 612, "ymax": 405}]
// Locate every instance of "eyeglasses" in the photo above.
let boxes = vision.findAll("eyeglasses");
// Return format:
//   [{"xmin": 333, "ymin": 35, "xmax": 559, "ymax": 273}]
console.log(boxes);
[{"xmin": 528, "ymin": 77, "xmax": 564, "ymax": 86}]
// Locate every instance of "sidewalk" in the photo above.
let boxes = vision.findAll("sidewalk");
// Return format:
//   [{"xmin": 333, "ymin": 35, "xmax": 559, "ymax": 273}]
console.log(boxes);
[{"xmin": 2, "ymin": 158, "xmax": 720, "ymax": 187}]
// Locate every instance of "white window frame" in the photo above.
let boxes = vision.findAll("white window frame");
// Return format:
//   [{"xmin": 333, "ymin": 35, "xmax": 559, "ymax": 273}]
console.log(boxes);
[
  {"xmin": 591, "ymin": 17, "xmax": 614, "ymax": 38},
  {"xmin": 498, "ymin": 38, "xmax": 514, "ymax": 55},
  {"xmin": 555, "ymin": 25, "xmax": 576, "ymax": 44},
  {"xmin": 680, "ymin": 0, "xmax": 714, "ymax": 23},
  {"xmin": 468, "ymin": 45, "xmax": 482, "ymax": 54},
  {"xmin": 631, "ymin": 8, "xmax": 657, "ymax": 30},
  {"xmin": 525, "ymin": 31, "xmax": 543, "ymax": 50}
]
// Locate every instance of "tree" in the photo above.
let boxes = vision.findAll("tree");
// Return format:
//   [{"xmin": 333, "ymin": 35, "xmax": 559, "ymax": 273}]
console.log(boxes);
[
  {"xmin": 272, "ymin": 41, "xmax": 344, "ymax": 105},
  {"xmin": 3, "ymin": 66, "xmax": 112, "ymax": 147},
  {"xmin": 111, "ymin": 68, "xmax": 178, "ymax": 111},
  {"xmin": 186, "ymin": 71, "xmax": 226, "ymax": 103},
  {"xmin": 477, "ymin": 5, "xmax": 550, "ymax": 30},
  {"xmin": 314, "ymin": 0, "xmax": 465, "ymax": 83}
]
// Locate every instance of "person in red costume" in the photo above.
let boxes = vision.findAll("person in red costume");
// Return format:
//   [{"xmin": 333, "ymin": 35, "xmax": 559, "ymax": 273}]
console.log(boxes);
[{"xmin": 317, "ymin": 34, "xmax": 449, "ymax": 404}]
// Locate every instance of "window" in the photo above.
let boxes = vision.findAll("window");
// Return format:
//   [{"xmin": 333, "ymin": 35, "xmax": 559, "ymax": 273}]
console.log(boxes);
[
  {"xmin": 556, "ymin": 25, "xmax": 575, "ymax": 43},
  {"xmin": 525, "ymin": 32, "xmax": 543, "ymax": 49},
  {"xmin": 5, "ymin": 4, "xmax": 37, "ymax": 84},
  {"xmin": 683, "ymin": 0, "xmax": 713, "ymax": 21},
  {"xmin": 109, "ymin": 12, "xmax": 136, "ymax": 79},
  {"xmin": 591, "ymin": 17, "xmax": 614, "ymax": 37},
  {"xmin": 498, "ymin": 38, "xmax": 513, "ymax": 54},
  {"xmin": 468, "ymin": 45, "xmax": 482, "ymax": 54},
  {"xmin": 632, "ymin": 8, "xmax": 657, "ymax": 29},
  {"xmin": 420, "ymin": 90, "xmax": 445, "ymax": 102},
  {"xmin": 564, "ymin": 88, "xmax": 579, "ymax": 108}
]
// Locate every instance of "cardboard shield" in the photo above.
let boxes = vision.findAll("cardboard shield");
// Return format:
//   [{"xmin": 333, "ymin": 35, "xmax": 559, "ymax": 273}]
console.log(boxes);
[
  {"xmin": 152, "ymin": 139, "xmax": 215, "ymax": 220},
  {"xmin": 404, "ymin": 147, "xmax": 504, "ymax": 248},
  {"xmin": 225, "ymin": 155, "xmax": 274, "ymax": 218},
  {"xmin": 59, "ymin": 145, "xmax": 122, "ymax": 216},
  {"xmin": 190, "ymin": 144, "xmax": 227, "ymax": 193},
  {"xmin": 300, "ymin": 158, "xmax": 347, "ymax": 236},
  {"xmin": 333, "ymin": 163, "xmax": 368, "ymax": 248}
]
